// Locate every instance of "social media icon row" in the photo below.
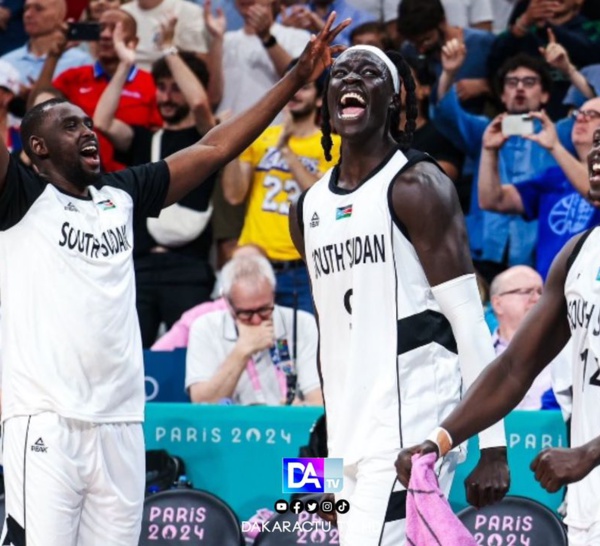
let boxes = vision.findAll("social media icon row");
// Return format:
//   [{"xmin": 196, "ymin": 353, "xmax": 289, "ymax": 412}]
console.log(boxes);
[{"xmin": 274, "ymin": 499, "xmax": 350, "ymax": 515}]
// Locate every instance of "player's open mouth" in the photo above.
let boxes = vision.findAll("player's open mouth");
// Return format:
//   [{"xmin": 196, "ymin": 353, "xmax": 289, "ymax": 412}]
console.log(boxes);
[
  {"xmin": 338, "ymin": 92, "xmax": 367, "ymax": 120},
  {"xmin": 80, "ymin": 142, "xmax": 100, "ymax": 169},
  {"xmin": 590, "ymin": 160, "xmax": 600, "ymax": 181}
]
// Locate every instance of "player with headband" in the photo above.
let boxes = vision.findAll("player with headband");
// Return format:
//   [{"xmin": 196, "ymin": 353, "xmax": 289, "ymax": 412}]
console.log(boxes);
[{"xmin": 289, "ymin": 45, "xmax": 509, "ymax": 545}]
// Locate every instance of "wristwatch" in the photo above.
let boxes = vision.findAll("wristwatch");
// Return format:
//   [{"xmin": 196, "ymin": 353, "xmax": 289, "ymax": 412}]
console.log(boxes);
[
  {"xmin": 262, "ymin": 34, "xmax": 277, "ymax": 49},
  {"xmin": 162, "ymin": 45, "xmax": 178, "ymax": 57}
]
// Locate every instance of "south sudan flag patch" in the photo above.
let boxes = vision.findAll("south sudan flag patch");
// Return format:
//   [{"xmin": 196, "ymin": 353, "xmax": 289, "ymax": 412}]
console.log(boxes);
[{"xmin": 336, "ymin": 205, "xmax": 353, "ymax": 220}]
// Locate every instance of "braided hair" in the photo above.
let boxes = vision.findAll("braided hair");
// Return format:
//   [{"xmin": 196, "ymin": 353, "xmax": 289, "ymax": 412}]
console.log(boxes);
[{"xmin": 320, "ymin": 50, "xmax": 418, "ymax": 161}]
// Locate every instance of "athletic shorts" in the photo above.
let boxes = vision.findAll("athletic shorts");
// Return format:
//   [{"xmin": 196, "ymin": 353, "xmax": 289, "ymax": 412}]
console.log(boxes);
[
  {"xmin": 1, "ymin": 412, "xmax": 145, "ymax": 546},
  {"xmin": 336, "ymin": 451, "xmax": 459, "ymax": 546},
  {"xmin": 568, "ymin": 521, "xmax": 600, "ymax": 545}
]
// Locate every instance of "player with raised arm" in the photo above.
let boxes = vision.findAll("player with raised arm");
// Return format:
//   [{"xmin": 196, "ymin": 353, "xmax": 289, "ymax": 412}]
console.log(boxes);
[{"xmin": 0, "ymin": 13, "xmax": 349, "ymax": 545}]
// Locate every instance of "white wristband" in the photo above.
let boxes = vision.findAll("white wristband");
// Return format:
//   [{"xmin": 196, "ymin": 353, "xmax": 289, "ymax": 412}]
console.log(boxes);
[{"xmin": 427, "ymin": 427, "xmax": 453, "ymax": 457}]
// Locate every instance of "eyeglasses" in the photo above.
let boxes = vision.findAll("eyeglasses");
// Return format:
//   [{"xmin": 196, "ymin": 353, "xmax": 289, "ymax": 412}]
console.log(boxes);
[
  {"xmin": 498, "ymin": 287, "xmax": 542, "ymax": 298},
  {"xmin": 229, "ymin": 302, "xmax": 275, "ymax": 322},
  {"xmin": 571, "ymin": 109, "xmax": 600, "ymax": 121},
  {"xmin": 504, "ymin": 76, "xmax": 540, "ymax": 89}
]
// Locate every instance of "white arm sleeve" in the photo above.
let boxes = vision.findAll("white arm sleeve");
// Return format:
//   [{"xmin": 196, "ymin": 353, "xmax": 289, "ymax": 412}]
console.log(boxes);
[{"xmin": 431, "ymin": 273, "xmax": 507, "ymax": 449}]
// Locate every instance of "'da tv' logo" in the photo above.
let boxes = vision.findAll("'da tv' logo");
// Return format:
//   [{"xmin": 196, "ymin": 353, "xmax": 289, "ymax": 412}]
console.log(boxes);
[{"xmin": 282, "ymin": 458, "xmax": 343, "ymax": 494}]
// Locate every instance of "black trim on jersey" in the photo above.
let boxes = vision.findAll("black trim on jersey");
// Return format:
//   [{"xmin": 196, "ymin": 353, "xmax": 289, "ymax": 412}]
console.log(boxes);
[
  {"xmin": 386, "ymin": 150, "xmax": 441, "ymax": 243},
  {"xmin": 391, "ymin": 220, "xmax": 404, "ymax": 449},
  {"xmin": 328, "ymin": 146, "xmax": 399, "ymax": 195},
  {"xmin": 3, "ymin": 516, "xmax": 25, "ymax": 546},
  {"xmin": 23, "ymin": 416, "xmax": 31, "ymax": 546},
  {"xmin": 52, "ymin": 185, "xmax": 93, "ymax": 201},
  {"xmin": 296, "ymin": 188, "xmax": 307, "ymax": 240},
  {"xmin": 0, "ymin": 156, "xmax": 47, "ymax": 231},
  {"xmin": 566, "ymin": 227, "xmax": 596, "ymax": 275},
  {"xmin": 397, "ymin": 310, "xmax": 458, "ymax": 355},
  {"xmin": 383, "ymin": 490, "xmax": 407, "ymax": 522}
]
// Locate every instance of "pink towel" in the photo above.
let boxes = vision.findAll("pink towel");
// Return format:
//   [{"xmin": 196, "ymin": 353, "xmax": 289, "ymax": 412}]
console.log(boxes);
[{"xmin": 405, "ymin": 452, "xmax": 477, "ymax": 546}]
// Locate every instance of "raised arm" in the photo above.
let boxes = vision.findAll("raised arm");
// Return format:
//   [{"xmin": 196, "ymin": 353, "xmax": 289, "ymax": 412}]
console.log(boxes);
[
  {"xmin": 525, "ymin": 110, "xmax": 590, "ymax": 198},
  {"xmin": 541, "ymin": 28, "xmax": 595, "ymax": 102},
  {"xmin": 392, "ymin": 161, "xmax": 509, "ymax": 507},
  {"xmin": 277, "ymin": 111, "xmax": 321, "ymax": 190},
  {"xmin": 478, "ymin": 115, "xmax": 525, "ymax": 213},
  {"xmin": 92, "ymin": 22, "xmax": 135, "ymax": 152},
  {"xmin": 248, "ymin": 3, "xmax": 294, "ymax": 77},
  {"xmin": 26, "ymin": 24, "xmax": 68, "ymax": 111},
  {"xmin": 158, "ymin": 16, "xmax": 215, "ymax": 135},
  {"xmin": 437, "ymin": 38, "xmax": 466, "ymax": 102},
  {"xmin": 163, "ymin": 13, "xmax": 349, "ymax": 206},
  {"xmin": 204, "ymin": 0, "xmax": 226, "ymax": 110}
]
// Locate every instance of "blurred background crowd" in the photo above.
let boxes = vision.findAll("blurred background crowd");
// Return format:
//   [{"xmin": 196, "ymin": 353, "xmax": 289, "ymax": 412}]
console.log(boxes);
[{"xmin": 1, "ymin": 0, "xmax": 599, "ymax": 413}]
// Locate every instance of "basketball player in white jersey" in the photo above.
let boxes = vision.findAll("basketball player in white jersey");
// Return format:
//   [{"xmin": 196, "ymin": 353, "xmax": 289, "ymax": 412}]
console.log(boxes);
[
  {"xmin": 0, "ymin": 14, "xmax": 349, "ymax": 546},
  {"xmin": 397, "ymin": 131, "xmax": 600, "ymax": 545},
  {"xmin": 289, "ymin": 46, "xmax": 509, "ymax": 546}
]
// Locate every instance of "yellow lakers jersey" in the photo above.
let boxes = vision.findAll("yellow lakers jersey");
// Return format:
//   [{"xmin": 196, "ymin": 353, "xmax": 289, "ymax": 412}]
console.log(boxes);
[{"xmin": 238, "ymin": 125, "xmax": 340, "ymax": 261}]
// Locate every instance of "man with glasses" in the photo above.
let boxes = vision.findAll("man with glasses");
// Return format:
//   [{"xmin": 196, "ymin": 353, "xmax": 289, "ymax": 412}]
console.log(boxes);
[
  {"xmin": 477, "ymin": 96, "xmax": 600, "ymax": 279},
  {"xmin": 489, "ymin": 265, "xmax": 560, "ymax": 410},
  {"xmin": 433, "ymin": 44, "xmax": 575, "ymax": 283},
  {"xmin": 185, "ymin": 254, "xmax": 322, "ymax": 406}
]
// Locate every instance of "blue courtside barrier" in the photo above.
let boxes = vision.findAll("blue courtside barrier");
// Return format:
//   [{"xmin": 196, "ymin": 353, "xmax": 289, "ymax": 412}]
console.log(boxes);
[{"xmin": 142, "ymin": 402, "xmax": 567, "ymax": 522}]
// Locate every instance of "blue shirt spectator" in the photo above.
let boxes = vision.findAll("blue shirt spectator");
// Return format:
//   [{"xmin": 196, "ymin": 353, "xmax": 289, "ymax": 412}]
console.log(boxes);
[
  {"xmin": 517, "ymin": 166, "xmax": 600, "ymax": 279},
  {"xmin": 434, "ymin": 86, "xmax": 574, "ymax": 269},
  {"xmin": 564, "ymin": 64, "xmax": 600, "ymax": 108},
  {"xmin": 1, "ymin": 43, "xmax": 91, "ymax": 84}
]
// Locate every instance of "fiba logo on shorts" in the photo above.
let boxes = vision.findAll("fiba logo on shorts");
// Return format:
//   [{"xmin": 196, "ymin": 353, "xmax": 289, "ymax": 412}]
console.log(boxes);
[{"xmin": 282, "ymin": 458, "xmax": 343, "ymax": 494}]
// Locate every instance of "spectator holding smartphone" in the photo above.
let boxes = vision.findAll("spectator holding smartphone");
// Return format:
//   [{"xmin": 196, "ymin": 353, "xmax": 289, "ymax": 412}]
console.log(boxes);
[
  {"xmin": 1, "ymin": 0, "xmax": 91, "ymax": 84},
  {"xmin": 478, "ymin": 100, "xmax": 600, "ymax": 279},
  {"xmin": 432, "ymin": 39, "xmax": 575, "ymax": 283}
]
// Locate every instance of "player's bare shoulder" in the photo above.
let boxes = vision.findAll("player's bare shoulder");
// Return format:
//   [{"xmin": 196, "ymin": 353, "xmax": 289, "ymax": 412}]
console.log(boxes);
[{"xmin": 391, "ymin": 158, "xmax": 461, "ymax": 225}]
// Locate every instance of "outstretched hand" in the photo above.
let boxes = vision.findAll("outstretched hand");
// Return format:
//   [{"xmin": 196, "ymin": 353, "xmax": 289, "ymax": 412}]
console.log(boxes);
[
  {"xmin": 441, "ymin": 38, "xmax": 467, "ymax": 75},
  {"xmin": 464, "ymin": 447, "xmax": 510, "ymax": 508},
  {"xmin": 523, "ymin": 110, "xmax": 557, "ymax": 151},
  {"xmin": 204, "ymin": 0, "xmax": 226, "ymax": 40},
  {"xmin": 291, "ymin": 12, "xmax": 350, "ymax": 84},
  {"xmin": 482, "ymin": 114, "xmax": 508, "ymax": 151},
  {"xmin": 113, "ymin": 21, "xmax": 137, "ymax": 65},
  {"xmin": 395, "ymin": 441, "xmax": 439, "ymax": 488},
  {"xmin": 540, "ymin": 28, "xmax": 570, "ymax": 74}
]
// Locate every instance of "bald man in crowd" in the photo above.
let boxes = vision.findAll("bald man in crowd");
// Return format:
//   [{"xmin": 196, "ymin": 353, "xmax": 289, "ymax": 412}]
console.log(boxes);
[{"xmin": 1, "ymin": 0, "xmax": 91, "ymax": 83}]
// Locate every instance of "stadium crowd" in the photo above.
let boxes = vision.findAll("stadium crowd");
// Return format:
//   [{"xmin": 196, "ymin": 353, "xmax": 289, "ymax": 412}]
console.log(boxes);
[
  {"xmin": 2, "ymin": 0, "xmax": 600, "ymax": 539},
  {"xmin": 3, "ymin": 0, "xmax": 600, "ymax": 406}
]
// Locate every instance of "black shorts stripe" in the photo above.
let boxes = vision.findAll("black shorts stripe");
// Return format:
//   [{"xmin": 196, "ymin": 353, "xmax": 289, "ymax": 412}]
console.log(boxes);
[
  {"xmin": 384, "ymin": 490, "xmax": 407, "ymax": 522},
  {"xmin": 397, "ymin": 310, "xmax": 457, "ymax": 356}
]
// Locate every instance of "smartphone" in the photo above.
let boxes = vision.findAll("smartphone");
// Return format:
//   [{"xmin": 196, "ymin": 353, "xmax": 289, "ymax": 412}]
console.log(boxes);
[
  {"xmin": 67, "ymin": 22, "xmax": 101, "ymax": 42},
  {"xmin": 502, "ymin": 114, "xmax": 534, "ymax": 137}
]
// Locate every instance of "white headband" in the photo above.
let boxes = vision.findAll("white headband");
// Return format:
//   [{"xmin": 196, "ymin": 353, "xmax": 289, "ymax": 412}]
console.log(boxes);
[{"xmin": 334, "ymin": 45, "xmax": 400, "ymax": 93}]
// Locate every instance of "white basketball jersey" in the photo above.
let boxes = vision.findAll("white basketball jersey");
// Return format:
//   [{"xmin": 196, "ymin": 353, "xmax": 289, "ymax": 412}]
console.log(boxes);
[
  {"xmin": 564, "ymin": 227, "xmax": 600, "ymax": 528},
  {"xmin": 0, "ymin": 158, "xmax": 169, "ymax": 423},
  {"xmin": 301, "ymin": 149, "xmax": 462, "ymax": 464}
]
